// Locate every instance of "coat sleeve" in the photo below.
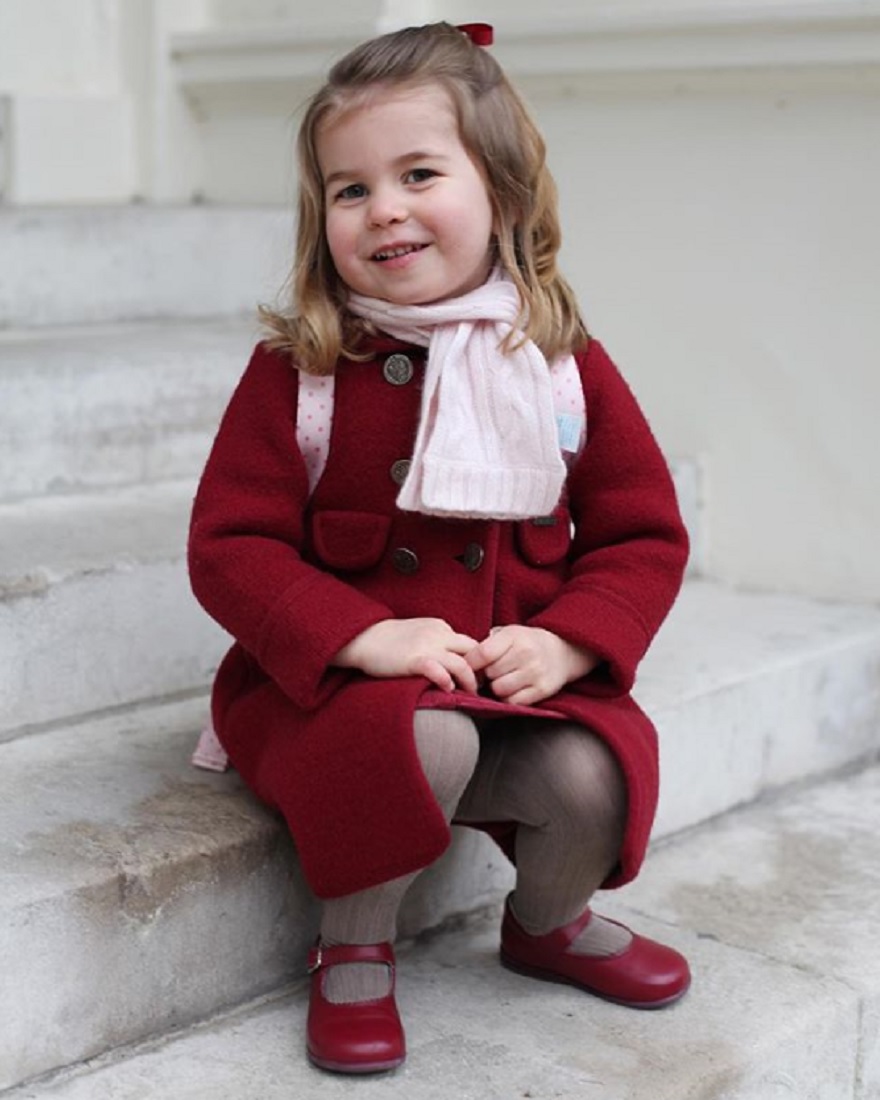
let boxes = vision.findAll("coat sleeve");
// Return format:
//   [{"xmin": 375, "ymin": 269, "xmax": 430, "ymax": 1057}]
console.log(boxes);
[
  {"xmin": 188, "ymin": 343, "xmax": 395, "ymax": 710},
  {"xmin": 527, "ymin": 339, "xmax": 689, "ymax": 694}
]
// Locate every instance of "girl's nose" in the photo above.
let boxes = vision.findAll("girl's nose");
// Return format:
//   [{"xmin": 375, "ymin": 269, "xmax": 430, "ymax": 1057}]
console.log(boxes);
[{"xmin": 367, "ymin": 188, "xmax": 408, "ymax": 227}]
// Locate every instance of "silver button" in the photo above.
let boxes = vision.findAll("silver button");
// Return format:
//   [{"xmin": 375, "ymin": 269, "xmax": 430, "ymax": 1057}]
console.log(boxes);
[
  {"xmin": 383, "ymin": 354, "xmax": 414, "ymax": 386},
  {"xmin": 531, "ymin": 514, "xmax": 558, "ymax": 527},
  {"xmin": 462, "ymin": 543, "xmax": 485, "ymax": 572},
  {"xmin": 390, "ymin": 458, "xmax": 411, "ymax": 486},
  {"xmin": 391, "ymin": 547, "xmax": 420, "ymax": 574}
]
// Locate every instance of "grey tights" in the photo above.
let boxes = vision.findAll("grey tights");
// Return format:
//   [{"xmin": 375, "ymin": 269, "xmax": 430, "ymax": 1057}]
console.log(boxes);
[{"xmin": 320, "ymin": 709, "xmax": 628, "ymax": 1003}]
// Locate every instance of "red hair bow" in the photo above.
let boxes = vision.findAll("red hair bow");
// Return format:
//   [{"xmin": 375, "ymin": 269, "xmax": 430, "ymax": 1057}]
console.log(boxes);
[{"xmin": 458, "ymin": 23, "xmax": 494, "ymax": 46}]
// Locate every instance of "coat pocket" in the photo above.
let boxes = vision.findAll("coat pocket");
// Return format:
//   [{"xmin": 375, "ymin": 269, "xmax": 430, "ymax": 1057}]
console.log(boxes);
[
  {"xmin": 310, "ymin": 510, "xmax": 392, "ymax": 571},
  {"xmin": 515, "ymin": 506, "xmax": 572, "ymax": 566}
]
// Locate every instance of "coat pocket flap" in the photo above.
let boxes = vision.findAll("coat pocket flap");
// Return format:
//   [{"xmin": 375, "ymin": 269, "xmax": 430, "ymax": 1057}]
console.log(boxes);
[
  {"xmin": 311, "ymin": 510, "xmax": 392, "ymax": 571},
  {"xmin": 515, "ymin": 507, "xmax": 572, "ymax": 566}
]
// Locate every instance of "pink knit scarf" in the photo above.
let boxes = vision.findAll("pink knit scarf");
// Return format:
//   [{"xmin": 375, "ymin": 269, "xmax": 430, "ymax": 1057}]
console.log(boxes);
[{"xmin": 347, "ymin": 273, "xmax": 569, "ymax": 520}]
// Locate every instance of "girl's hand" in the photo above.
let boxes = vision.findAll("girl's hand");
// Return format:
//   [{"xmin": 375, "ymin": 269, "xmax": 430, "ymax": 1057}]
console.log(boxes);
[
  {"xmin": 333, "ymin": 618, "xmax": 480, "ymax": 694},
  {"xmin": 466, "ymin": 625, "xmax": 599, "ymax": 706}
]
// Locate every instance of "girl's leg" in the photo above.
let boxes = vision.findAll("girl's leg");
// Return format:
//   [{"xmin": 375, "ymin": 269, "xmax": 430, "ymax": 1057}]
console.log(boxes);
[
  {"xmin": 320, "ymin": 708, "xmax": 480, "ymax": 1003},
  {"xmin": 456, "ymin": 718, "xmax": 690, "ymax": 1008},
  {"xmin": 456, "ymin": 719, "xmax": 631, "ymax": 955}
]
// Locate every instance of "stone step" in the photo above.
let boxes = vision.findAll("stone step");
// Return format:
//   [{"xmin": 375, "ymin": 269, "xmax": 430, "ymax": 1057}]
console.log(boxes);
[
  {"xmin": 0, "ymin": 207, "xmax": 290, "ymax": 329},
  {"xmin": 645, "ymin": 581, "xmax": 880, "ymax": 837},
  {"xmin": 1, "ymin": 582, "xmax": 878, "ymax": 1089},
  {"xmin": 0, "ymin": 696, "xmax": 512, "ymax": 1092},
  {"xmin": 0, "ymin": 319, "xmax": 256, "ymax": 502},
  {"xmin": 0, "ymin": 456, "xmax": 703, "ymax": 742},
  {"xmin": 7, "ymin": 760, "xmax": 878, "ymax": 1099},
  {"xmin": 0, "ymin": 481, "xmax": 223, "ymax": 741}
]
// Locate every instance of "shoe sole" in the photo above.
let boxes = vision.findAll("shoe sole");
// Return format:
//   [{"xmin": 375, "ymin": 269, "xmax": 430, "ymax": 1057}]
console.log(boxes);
[
  {"xmin": 307, "ymin": 1050, "xmax": 406, "ymax": 1074},
  {"xmin": 500, "ymin": 950, "xmax": 691, "ymax": 1010}
]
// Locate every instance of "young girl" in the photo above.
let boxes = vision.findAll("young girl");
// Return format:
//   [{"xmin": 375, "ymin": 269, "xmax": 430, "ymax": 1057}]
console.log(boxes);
[{"xmin": 189, "ymin": 21, "xmax": 690, "ymax": 1076}]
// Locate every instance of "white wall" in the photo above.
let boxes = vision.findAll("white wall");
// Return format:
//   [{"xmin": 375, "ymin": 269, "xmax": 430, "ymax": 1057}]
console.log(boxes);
[
  {"xmin": 0, "ymin": 0, "xmax": 133, "ymax": 202},
  {"xmin": 533, "ymin": 74, "xmax": 880, "ymax": 601},
  {"xmin": 0, "ymin": 0, "xmax": 214, "ymax": 202},
  {"xmin": 0, "ymin": 0, "xmax": 123, "ymax": 95}
]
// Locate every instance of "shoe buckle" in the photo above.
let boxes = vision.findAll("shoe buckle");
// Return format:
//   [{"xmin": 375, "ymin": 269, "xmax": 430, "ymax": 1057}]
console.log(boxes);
[{"xmin": 307, "ymin": 943, "xmax": 323, "ymax": 974}]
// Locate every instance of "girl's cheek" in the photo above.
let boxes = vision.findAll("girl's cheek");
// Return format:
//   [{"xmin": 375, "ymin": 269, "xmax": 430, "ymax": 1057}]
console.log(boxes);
[{"xmin": 324, "ymin": 217, "xmax": 348, "ymax": 263}]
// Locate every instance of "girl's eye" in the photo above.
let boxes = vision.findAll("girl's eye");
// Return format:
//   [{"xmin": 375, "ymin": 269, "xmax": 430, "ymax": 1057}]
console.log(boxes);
[
  {"xmin": 334, "ymin": 183, "xmax": 366, "ymax": 202},
  {"xmin": 405, "ymin": 168, "xmax": 437, "ymax": 184}
]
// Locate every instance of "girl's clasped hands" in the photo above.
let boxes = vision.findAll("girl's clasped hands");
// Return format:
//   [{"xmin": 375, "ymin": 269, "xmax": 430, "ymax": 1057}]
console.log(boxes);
[{"xmin": 334, "ymin": 619, "xmax": 598, "ymax": 707}]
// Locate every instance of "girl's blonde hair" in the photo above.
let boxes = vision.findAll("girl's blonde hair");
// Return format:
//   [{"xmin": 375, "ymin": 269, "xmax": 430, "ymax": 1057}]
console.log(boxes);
[{"xmin": 261, "ymin": 21, "xmax": 587, "ymax": 374}]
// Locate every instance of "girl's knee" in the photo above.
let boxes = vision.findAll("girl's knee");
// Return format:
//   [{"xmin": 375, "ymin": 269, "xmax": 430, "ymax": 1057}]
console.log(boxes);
[
  {"xmin": 412, "ymin": 709, "xmax": 480, "ymax": 810},
  {"xmin": 526, "ymin": 726, "xmax": 627, "ymax": 835}
]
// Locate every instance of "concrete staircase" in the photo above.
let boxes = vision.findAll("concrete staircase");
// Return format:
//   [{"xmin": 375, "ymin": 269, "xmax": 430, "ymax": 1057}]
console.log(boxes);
[
  {"xmin": 6, "ymin": 765, "xmax": 879, "ymax": 1099},
  {"xmin": 2, "ymin": 206, "xmax": 879, "ymax": 1098}
]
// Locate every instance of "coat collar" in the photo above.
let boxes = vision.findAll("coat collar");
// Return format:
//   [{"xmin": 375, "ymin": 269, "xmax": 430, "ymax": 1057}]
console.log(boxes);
[{"xmin": 352, "ymin": 331, "xmax": 422, "ymax": 358}]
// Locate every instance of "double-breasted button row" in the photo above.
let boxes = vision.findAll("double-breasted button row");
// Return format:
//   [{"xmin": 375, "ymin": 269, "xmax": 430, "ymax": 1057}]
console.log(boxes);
[
  {"xmin": 390, "ymin": 542, "xmax": 485, "ymax": 576},
  {"xmin": 383, "ymin": 354, "xmax": 414, "ymax": 386}
]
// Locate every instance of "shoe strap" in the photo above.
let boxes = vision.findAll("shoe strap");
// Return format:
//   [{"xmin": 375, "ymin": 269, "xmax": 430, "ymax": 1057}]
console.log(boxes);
[
  {"xmin": 307, "ymin": 939, "xmax": 395, "ymax": 975},
  {"xmin": 506, "ymin": 892, "xmax": 594, "ymax": 952}
]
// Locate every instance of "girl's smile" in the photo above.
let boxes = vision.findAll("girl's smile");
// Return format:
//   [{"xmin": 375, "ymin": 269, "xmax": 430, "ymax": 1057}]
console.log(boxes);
[{"xmin": 317, "ymin": 85, "xmax": 495, "ymax": 305}]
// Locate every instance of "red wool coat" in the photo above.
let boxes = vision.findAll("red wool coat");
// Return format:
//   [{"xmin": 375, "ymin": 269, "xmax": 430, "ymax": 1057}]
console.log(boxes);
[{"xmin": 188, "ymin": 335, "xmax": 688, "ymax": 899}]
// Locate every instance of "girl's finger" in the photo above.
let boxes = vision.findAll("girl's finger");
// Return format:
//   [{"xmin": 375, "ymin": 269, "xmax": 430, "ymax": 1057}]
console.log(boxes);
[
  {"xmin": 503, "ymin": 686, "xmax": 542, "ymax": 707},
  {"xmin": 482, "ymin": 652, "xmax": 522, "ymax": 681},
  {"xmin": 446, "ymin": 653, "xmax": 479, "ymax": 693},
  {"xmin": 414, "ymin": 653, "xmax": 478, "ymax": 694},
  {"xmin": 466, "ymin": 632, "xmax": 510, "ymax": 671},
  {"xmin": 487, "ymin": 668, "xmax": 530, "ymax": 699},
  {"xmin": 415, "ymin": 657, "xmax": 455, "ymax": 693}
]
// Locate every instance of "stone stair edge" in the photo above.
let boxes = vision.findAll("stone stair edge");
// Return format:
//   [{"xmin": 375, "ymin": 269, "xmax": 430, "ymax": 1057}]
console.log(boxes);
[
  {"xmin": 0, "ymin": 318, "xmax": 258, "ymax": 503},
  {"xmin": 0, "ymin": 694, "xmax": 260, "ymax": 906},
  {"xmin": 0, "ymin": 479, "xmax": 198, "ymax": 586},
  {"xmin": 0, "ymin": 315, "xmax": 259, "ymax": 341},
  {"xmin": 0, "ymin": 979, "xmax": 308, "ymax": 1100}
]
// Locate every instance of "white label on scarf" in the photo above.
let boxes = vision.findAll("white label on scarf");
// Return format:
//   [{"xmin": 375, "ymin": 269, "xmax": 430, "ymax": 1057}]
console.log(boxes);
[{"xmin": 556, "ymin": 413, "xmax": 584, "ymax": 453}]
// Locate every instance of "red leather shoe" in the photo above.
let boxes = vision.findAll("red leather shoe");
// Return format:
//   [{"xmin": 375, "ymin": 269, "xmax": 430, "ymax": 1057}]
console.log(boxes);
[
  {"xmin": 500, "ymin": 896, "xmax": 690, "ymax": 1009},
  {"xmin": 306, "ymin": 940, "xmax": 405, "ymax": 1074}
]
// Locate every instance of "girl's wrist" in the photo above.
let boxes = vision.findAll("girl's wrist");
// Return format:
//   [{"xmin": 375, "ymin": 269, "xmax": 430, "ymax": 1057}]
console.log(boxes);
[
  {"xmin": 332, "ymin": 622, "xmax": 383, "ymax": 669},
  {"xmin": 563, "ymin": 640, "xmax": 600, "ymax": 682}
]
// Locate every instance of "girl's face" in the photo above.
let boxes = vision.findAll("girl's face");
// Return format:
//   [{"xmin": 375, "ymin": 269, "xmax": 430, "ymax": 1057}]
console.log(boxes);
[{"xmin": 317, "ymin": 84, "xmax": 495, "ymax": 305}]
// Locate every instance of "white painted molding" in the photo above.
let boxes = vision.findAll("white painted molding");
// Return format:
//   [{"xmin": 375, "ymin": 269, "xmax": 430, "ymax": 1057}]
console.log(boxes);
[
  {"xmin": 498, "ymin": 5, "xmax": 880, "ymax": 79},
  {"xmin": 169, "ymin": 26, "xmax": 373, "ymax": 93},
  {"xmin": 169, "ymin": 4, "xmax": 880, "ymax": 97}
]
